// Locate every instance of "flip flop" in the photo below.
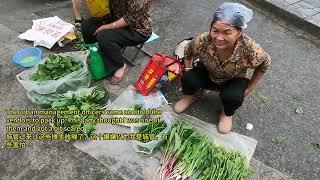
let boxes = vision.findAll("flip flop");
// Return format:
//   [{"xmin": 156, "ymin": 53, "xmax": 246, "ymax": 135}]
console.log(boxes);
[{"xmin": 110, "ymin": 65, "xmax": 129, "ymax": 85}]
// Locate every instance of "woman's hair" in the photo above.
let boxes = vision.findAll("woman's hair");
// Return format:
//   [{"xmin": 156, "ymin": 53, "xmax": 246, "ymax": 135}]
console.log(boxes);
[{"xmin": 210, "ymin": 13, "xmax": 243, "ymax": 31}]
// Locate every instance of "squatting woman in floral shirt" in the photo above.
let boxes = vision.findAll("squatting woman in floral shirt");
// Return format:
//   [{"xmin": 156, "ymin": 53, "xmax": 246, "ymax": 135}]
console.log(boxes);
[{"xmin": 174, "ymin": 3, "xmax": 271, "ymax": 134}]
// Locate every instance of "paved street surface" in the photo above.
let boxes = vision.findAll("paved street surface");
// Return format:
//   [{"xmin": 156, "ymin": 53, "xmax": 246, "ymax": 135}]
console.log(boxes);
[
  {"xmin": 263, "ymin": 0, "xmax": 320, "ymax": 26},
  {"xmin": 0, "ymin": 0, "xmax": 319, "ymax": 179}
]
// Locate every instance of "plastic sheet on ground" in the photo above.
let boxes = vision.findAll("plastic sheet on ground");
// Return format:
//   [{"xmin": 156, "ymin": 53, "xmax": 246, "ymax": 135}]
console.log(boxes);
[
  {"xmin": 73, "ymin": 102, "xmax": 257, "ymax": 180},
  {"xmin": 101, "ymin": 85, "xmax": 168, "ymax": 128}
]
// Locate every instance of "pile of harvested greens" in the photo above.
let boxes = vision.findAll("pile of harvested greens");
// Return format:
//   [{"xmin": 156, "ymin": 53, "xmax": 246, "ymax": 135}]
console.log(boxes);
[
  {"xmin": 157, "ymin": 120, "xmax": 253, "ymax": 180},
  {"xmin": 51, "ymin": 86, "xmax": 109, "ymax": 138},
  {"xmin": 30, "ymin": 54, "xmax": 83, "ymax": 82}
]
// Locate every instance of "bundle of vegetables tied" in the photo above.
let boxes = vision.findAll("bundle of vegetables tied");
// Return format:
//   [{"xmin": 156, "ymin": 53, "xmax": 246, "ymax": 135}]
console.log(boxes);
[
  {"xmin": 156, "ymin": 120, "xmax": 253, "ymax": 180},
  {"xmin": 30, "ymin": 54, "xmax": 83, "ymax": 82},
  {"xmin": 51, "ymin": 86, "xmax": 109, "ymax": 138}
]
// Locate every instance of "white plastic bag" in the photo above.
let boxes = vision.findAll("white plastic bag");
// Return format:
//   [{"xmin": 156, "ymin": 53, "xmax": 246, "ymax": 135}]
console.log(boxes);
[
  {"xmin": 19, "ymin": 16, "xmax": 74, "ymax": 49},
  {"xmin": 136, "ymin": 90, "xmax": 168, "ymax": 109},
  {"xmin": 17, "ymin": 51, "xmax": 91, "ymax": 95},
  {"xmin": 131, "ymin": 112, "xmax": 174, "ymax": 155},
  {"xmin": 102, "ymin": 85, "xmax": 141, "ymax": 126}
]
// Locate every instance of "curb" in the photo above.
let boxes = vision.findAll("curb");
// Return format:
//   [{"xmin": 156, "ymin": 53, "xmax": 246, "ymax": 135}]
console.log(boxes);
[{"xmin": 243, "ymin": 0, "xmax": 320, "ymax": 38}]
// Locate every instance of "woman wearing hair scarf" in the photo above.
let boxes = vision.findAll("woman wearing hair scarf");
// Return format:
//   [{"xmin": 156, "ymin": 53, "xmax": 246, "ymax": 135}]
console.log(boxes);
[{"xmin": 174, "ymin": 3, "xmax": 272, "ymax": 134}]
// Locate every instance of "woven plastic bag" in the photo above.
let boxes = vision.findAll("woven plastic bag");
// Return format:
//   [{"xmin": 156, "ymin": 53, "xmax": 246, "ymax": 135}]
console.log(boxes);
[
  {"xmin": 131, "ymin": 112, "xmax": 174, "ymax": 155},
  {"xmin": 17, "ymin": 51, "xmax": 91, "ymax": 95}
]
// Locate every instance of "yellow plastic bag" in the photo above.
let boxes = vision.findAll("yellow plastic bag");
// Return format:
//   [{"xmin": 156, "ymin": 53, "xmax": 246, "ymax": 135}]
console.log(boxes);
[{"xmin": 85, "ymin": 0, "xmax": 109, "ymax": 17}]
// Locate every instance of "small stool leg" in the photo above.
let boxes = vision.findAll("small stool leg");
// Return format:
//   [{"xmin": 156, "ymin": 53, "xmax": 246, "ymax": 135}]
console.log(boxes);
[{"xmin": 130, "ymin": 44, "xmax": 144, "ymax": 64}]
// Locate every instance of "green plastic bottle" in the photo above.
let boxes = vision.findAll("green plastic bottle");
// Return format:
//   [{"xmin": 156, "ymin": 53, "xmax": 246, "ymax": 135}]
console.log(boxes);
[{"xmin": 87, "ymin": 44, "xmax": 113, "ymax": 80}]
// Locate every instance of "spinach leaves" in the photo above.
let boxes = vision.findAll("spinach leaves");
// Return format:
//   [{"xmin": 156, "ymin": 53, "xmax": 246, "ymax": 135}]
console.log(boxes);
[{"xmin": 30, "ymin": 54, "xmax": 83, "ymax": 82}]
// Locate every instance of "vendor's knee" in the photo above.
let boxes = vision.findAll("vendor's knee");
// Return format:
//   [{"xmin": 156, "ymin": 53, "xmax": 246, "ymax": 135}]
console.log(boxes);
[
  {"xmin": 220, "ymin": 92, "xmax": 244, "ymax": 105},
  {"xmin": 80, "ymin": 19, "xmax": 92, "ymax": 34},
  {"xmin": 182, "ymin": 71, "xmax": 199, "ymax": 87},
  {"xmin": 96, "ymin": 30, "xmax": 115, "ymax": 45}
]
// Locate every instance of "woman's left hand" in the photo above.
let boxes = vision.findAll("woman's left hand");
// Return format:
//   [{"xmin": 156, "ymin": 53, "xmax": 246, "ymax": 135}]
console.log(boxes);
[
  {"xmin": 244, "ymin": 71, "xmax": 264, "ymax": 97},
  {"xmin": 94, "ymin": 24, "xmax": 111, "ymax": 35}
]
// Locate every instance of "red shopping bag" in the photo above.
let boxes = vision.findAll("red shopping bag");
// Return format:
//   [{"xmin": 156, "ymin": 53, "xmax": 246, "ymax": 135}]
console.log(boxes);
[{"xmin": 135, "ymin": 54, "xmax": 181, "ymax": 96}]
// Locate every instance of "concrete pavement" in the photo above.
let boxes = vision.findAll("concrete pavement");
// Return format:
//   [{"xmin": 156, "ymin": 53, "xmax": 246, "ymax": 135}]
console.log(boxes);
[{"xmin": 246, "ymin": 0, "xmax": 320, "ymax": 37}]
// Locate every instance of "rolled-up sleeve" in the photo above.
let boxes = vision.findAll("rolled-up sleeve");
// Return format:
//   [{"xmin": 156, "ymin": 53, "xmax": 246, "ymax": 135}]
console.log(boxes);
[
  {"xmin": 255, "ymin": 52, "xmax": 271, "ymax": 74},
  {"xmin": 123, "ymin": 0, "xmax": 147, "ymax": 25},
  {"xmin": 184, "ymin": 32, "xmax": 208, "ymax": 68},
  {"xmin": 247, "ymin": 41, "xmax": 272, "ymax": 74}
]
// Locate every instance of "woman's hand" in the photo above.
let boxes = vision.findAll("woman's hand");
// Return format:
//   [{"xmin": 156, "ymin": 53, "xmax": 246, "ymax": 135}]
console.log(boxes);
[
  {"xmin": 244, "ymin": 72, "xmax": 264, "ymax": 97},
  {"xmin": 94, "ymin": 18, "xmax": 128, "ymax": 36},
  {"xmin": 94, "ymin": 24, "xmax": 111, "ymax": 35}
]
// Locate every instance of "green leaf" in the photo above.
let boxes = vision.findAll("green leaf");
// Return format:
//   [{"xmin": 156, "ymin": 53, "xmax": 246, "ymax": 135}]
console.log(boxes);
[
  {"xmin": 51, "ymin": 99, "xmax": 69, "ymax": 108},
  {"xmin": 257, "ymin": 93, "xmax": 268, "ymax": 104},
  {"xmin": 312, "ymin": 143, "xmax": 320, "ymax": 152},
  {"xmin": 174, "ymin": 133, "xmax": 182, "ymax": 151},
  {"xmin": 80, "ymin": 103, "xmax": 92, "ymax": 110},
  {"xmin": 83, "ymin": 123, "xmax": 95, "ymax": 137},
  {"xmin": 295, "ymin": 107, "xmax": 304, "ymax": 114},
  {"xmin": 67, "ymin": 105, "xmax": 78, "ymax": 111},
  {"xmin": 272, "ymin": 136, "xmax": 287, "ymax": 144}
]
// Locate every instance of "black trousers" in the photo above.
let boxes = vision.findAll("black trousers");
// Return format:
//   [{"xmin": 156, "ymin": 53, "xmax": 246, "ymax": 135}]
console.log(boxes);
[
  {"xmin": 181, "ymin": 66, "xmax": 248, "ymax": 116},
  {"xmin": 81, "ymin": 16, "xmax": 150, "ymax": 72}
]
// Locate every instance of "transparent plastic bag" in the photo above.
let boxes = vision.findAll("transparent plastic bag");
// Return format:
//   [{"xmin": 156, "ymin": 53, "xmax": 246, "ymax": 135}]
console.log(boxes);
[
  {"xmin": 102, "ymin": 85, "xmax": 142, "ymax": 127},
  {"xmin": 131, "ymin": 112, "xmax": 174, "ymax": 155},
  {"xmin": 27, "ymin": 86, "xmax": 111, "ymax": 108},
  {"xmin": 136, "ymin": 90, "xmax": 168, "ymax": 109},
  {"xmin": 214, "ymin": 2, "xmax": 253, "ymax": 29},
  {"xmin": 27, "ymin": 91, "xmax": 63, "ymax": 107},
  {"xmin": 16, "ymin": 51, "xmax": 91, "ymax": 95},
  {"xmin": 102, "ymin": 85, "xmax": 168, "ymax": 128}
]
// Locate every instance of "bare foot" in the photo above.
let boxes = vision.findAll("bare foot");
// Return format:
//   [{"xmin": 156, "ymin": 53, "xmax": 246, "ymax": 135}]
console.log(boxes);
[
  {"xmin": 114, "ymin": 63, "xmax": 128, "ymax": 78},
  {"xmin": 173, "ymin": 95, "xmax": 195, "ymax": 113},
  {"xmin": 217, "ymin": 111, "xmax": 233, "ymax": 134},
  {"xmin": 173, "ymin": 90, "xmax": 204, "ymax": 113},
  {"xmin": 110, "ymin": 63, "xmax": 129, "ymax": 85}
]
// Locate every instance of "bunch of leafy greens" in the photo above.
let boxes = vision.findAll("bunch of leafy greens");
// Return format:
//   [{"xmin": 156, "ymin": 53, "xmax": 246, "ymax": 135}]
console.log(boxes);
[
  {"xmin": 30, "ymin": 54, "xmax": 83, "ymax": 82},
  {"xmin": 157, "ymin": 120, "xmax": 253, "ymax": 180},
  {"xmin": 51, "ymin": 86, "xmax": 109, "ymax": 138},
  {"xmin": 139, "ymin": 121, "xmax": 167, "ymax": 143},
  {"xmin": 73, "ymin": 27, "xmax": 87, "ymax": 51},
  {"xmin": 70, "ymin": 20, "xmax": 87, "ymax": 51}
]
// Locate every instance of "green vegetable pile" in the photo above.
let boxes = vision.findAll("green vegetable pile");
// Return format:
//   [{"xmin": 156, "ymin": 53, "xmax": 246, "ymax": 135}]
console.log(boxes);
[
  {"xmin": 139, "ymin": 121, "xmax": 167, "ymax": 143},
  {"xmin": 30, "ymin": 54, "xmax": 83, "ymax": 82},
  {"xmin": 73, "ymin": 22, "xmax": 87, "ymax": 51},
  {"xmin": 52, "ymin": 86, "xmax": 109, "ymax": 138},
  {"xmin": 157, "ymin": 120, "xmax": 253, "ymax": 180}
]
